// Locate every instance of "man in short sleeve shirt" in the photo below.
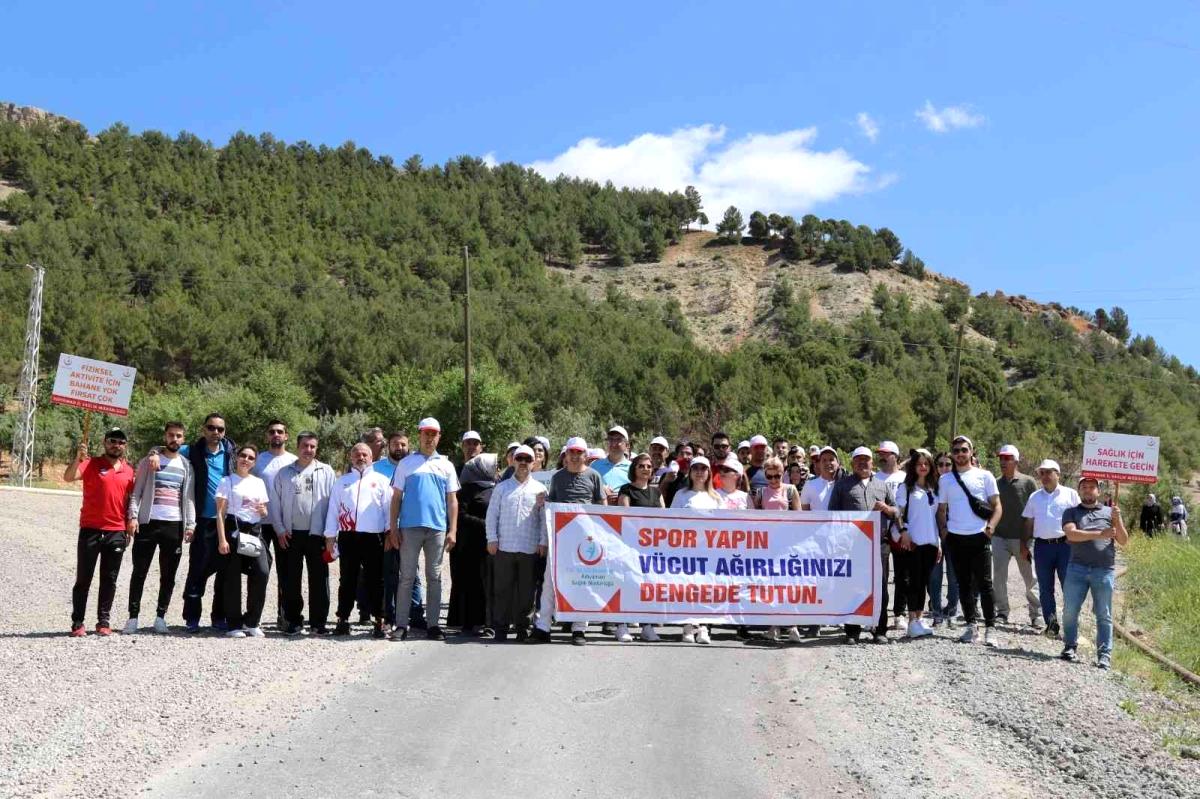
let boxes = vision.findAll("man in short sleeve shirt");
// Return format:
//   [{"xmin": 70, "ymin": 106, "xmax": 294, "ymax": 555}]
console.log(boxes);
[{"xmin": 1060, "ymin": 475, "xmax": 1127, "ymax": 668}]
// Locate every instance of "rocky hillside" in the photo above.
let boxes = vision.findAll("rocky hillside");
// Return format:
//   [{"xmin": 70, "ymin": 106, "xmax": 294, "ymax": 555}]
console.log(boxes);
[{"xmin": 554, "ymin": 231, "xmax": 1100, "ymax": 352}]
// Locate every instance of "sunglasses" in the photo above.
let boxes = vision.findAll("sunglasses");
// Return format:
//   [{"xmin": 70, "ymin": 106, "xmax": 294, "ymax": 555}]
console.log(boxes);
[
  {"xmin": 238, "ymin": 453, "xmax": 256, "ymax": 461},
  {"xmin": 937, "ymin": 462, "xmax": 952, "ymax": 468},
  {"xmin": 951, "ymin": 447, "xmax": 970, "ymax": 454},
  {"xmin": 514, "ymin": 456, "xmax": 533, "ymax": 463},
  {"xmin": 206, "ymin": 424, "xmax": 225, "ymax": 433},
  {"xmin": 765, "ymin": 473, "xmax": 783, "ymax": 480}
]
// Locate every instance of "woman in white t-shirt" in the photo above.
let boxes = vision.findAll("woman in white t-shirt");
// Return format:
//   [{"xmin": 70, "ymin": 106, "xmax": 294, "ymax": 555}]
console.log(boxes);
[
  {"xmin": 215, "ymin": 445, "xmax": 271, "ymax": 638},
  {"xmin": 894, "ymin": 449, "xmax": 941, "ymax": 639},
  {"xmin": 669, "ymin": 457, "xmax": 718, "ymax": 644}
]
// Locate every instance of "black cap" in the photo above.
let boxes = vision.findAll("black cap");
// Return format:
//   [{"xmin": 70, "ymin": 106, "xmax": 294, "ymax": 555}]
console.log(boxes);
[{"xmin": 104, "ymin": 427, "xmax": 127, "ymax": 441}]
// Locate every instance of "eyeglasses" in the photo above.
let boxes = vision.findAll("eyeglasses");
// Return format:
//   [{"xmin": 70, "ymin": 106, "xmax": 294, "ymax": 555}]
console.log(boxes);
[
  {"xmin": 951, "ymin": 447, "xmax": 969, "ymax": 454},
  {"xmin": 206, "ymin": 424, "xmax": 225, "ymax": 433},
  {"xmin": 713, "ymin": 442, "xmax": 730, "ymax": 449}
]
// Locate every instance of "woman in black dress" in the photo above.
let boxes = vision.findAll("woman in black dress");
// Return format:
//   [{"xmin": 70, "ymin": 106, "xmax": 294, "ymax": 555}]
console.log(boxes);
[
  {"xmin": 617, "ymin": 453, "xmax": 663, "ymax": 642},
  {"xmin": 448, "ymin": 454, "xmax": 497, "ymax": 635}
]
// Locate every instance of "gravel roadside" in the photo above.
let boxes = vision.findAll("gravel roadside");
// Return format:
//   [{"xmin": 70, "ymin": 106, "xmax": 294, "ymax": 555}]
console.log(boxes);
[
  {"xmin": 3, "ymin": 489, "xmax": 1199, "ymax": 798},
  {"xmin": 0, "ymin": 490, "xmax": 391, "ymax": 799}
]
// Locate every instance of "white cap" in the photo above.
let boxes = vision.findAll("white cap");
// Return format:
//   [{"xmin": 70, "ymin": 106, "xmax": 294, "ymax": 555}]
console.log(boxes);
[
  {"xmin": 952, "ymin": 435, "xmax": 973, "ymax": 449},
  {"xmin": 850, "ymin": 446, "xmax": 873, "ymax": 459},
  {"xmin": 607, "ymin": 425, "xmax": 629, "ymax": 441},
  {"xmin": 720, "ymin": 455, "xmax": 744, "ymax": 476},
  {"xmin": 506, "ymin": 441, "xmax": 520, "ymax": 452},
  {"xmin": 876, "ymin": 441, "xmax": 899, "ymax": 456},
  {"xmin": 650, "ymin": 436, "xmax": 670, "ymax": 449},
  {"xmin": 1036, "ymin": 459, "xmax": 1061, "ymax": 473},
  {"xmin": 586, "ymin": 448, "xmax": 605, "ymax": 460},
  {"xmin": 418, "ymin": 417, "xmax": 441, "ymax": 433},
  {"xmin": 808, "ymin": 445, "xmax": 821, "ymax": 456},
  {"xmin": 462, "ymin": 430, "xmax": 481, "ymax": 443},
  {"xmin": 535, "ymin": 436, "xmax": 550, "ymax": 452},
  {"xmin": 513, "ymin": 445, "xmax": 535, "ymax": 460},
  {"xmin": 737, "ymin": 440, "xmax": 751, "ymax": 451},
  {"xmin": 997, "ymin": 444, "xmax": 1020, "ymax": 460},
  {"xmin": 819, "ymin": 445, "xmax": 838, "ymax": 456},
  {"xmin": 690, "ymin": 456, "xmax": 711, "ymax": 469},
  {"xmin": 565, "ymin": 436, "xmax": 588, "ymax": 452},
  {"xmin": 749, "ymin": 435, "xmax": 769, "ymax": 448}
]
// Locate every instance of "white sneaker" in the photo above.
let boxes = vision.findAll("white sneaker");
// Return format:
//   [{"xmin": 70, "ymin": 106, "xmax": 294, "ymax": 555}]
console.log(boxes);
[
  {"xmin": 696, "ymin": 625, "xmax": 711, "ymax": 645},
  {"xmin": 681, "ymin": 624, "xmax": 697, "ymax": 643},
  {"xmin": 153, "ymin": 617, "xmax": 169, "ymax": 634},
  {"xmin": 122, "ymin": 618, "xmax": 139, "ymax": 635},
  {"xmin": 614, "ymin": 623, "xmax": 633, "ymax": 643},
  {"xmin": 640, "ymin": 625, "xmax": 661, "ymax": 642},
  {"xmin": 913, "ymin": 619, "xmax": 934, "ymax": 638},
  {"xmin": 786, "ymin": 626, "xmax": 803, "ymax": 643},
  {"xmin": 225, "ymin": 629, "xmax": 247, "ymax": 638},
  {"xmin": 983, "ymin": 628, "xmax": 999, "ymax": 648},
  {"xmin": 958, "ymin": 624, "xmax": 977, "ymax": 644},
  {"xmin": 244, "ymin": 626, "xmax": 265, "ymax": 638}
]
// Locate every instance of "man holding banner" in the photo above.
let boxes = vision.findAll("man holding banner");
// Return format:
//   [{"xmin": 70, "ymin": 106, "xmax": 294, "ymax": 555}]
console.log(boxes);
[{"xmin": 1061, "ymin": 476, "xmax": 1128, "ymax": 669}]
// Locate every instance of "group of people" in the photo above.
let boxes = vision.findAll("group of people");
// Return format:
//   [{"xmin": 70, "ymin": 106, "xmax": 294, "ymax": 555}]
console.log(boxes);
[{"xmin": 66, "ymin": 417, "xmax": 1132, "ymax": 666}]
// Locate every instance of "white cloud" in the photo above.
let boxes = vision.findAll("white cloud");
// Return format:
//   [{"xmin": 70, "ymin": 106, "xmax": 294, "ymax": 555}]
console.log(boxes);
[
  {"xmin": 915, "ymin": 101, "xmax": 986, "ymax": 133},
  {"xmin": 481, "ymin": 151, "xmax": 498, "ymax": 168},
  {"xmin": 856, "ymin": 112, "xmax": 879, "ymax": 142},
  {"xmin": 527, "ymin": 124, "xmax": 880, "ymax": 221}
]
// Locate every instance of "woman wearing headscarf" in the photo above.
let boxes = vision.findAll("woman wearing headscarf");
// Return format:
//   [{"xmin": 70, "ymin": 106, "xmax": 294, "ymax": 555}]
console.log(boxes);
[
  {"xmin": 1140, "ymin": 493, "xmax": 1165, "ymax": 537},
  {"xmin": 1169, "ymin": 496, "xmax": 1189, "ymax": 538},
  {"xmin": 448, "ymin": 453, "xmax": 497, "ymax": 635}
]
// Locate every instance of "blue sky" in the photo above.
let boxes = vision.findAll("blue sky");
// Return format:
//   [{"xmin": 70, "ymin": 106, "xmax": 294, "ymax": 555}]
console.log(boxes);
[{"xmin": 4, "ymin": 1, "xmax": 1199, "ymax": 364}]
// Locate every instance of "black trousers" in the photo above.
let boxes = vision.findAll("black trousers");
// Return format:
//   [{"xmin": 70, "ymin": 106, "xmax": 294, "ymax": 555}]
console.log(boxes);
[
  {"xmin": 262, "ymin": 524, "xmax": 288, "ymax": 622},
  {"xmin": 491, "ymin": 550, "xmax": 537, "ymax": 630},
  {"xmin": 217, "ymin": 520, "xmax": 272, "ymax": 630},
  {"xmin": 128, "ymin": 520, "xmax": 184, "ymax": 619},
  {"xmin": 895, "ymin": 544, "xmax": 940, "ymax": 613},
  {"xmin": 337, "ymin": 531, "xmax": 384, "ymax": 620},
  {"xmin": 182, "ymin": 518, "xmax": 225, "ymax": 625},
  {"xmin": 72, "ymin": 528, "xmax": 128, "ymax": 625},
  {"xmin": 946, "ymin": 532, "xmax": 996, "ymax": 627},
  {"xmin": 281, "ymin": 530, "xmax": 330, "ymax": 628}
]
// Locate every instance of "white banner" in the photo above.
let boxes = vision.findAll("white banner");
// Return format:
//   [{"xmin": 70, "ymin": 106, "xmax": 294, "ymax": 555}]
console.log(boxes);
[
  {"xmin": 1081, "ymin": 430, "xmax": 1159, "ymax": 484},
  {"xmin": 546, "ymin": 503, "xmax": 881, "ymax": 625},
  {"xmin": 50, "ymin": 353, "xmax": 137, "ymax": 417}
]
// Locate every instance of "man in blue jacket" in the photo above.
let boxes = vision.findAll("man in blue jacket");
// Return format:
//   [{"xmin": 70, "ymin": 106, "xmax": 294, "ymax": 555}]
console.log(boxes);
[{"xmin": 178, "ymin": 413, "xmax": 237, "ymax": 632}]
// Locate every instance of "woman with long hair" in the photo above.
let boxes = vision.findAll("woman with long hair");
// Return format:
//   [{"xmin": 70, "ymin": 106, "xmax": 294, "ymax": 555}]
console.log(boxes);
[
  {"xmin": 928, "ymin": 451, "xmax": 960, "ymax": 625},
  {"xmin": 214, "ymin": 445, "xmax": 271, "ymax": 638},
  {"xmin": 895, "ymin": 449, "xmax": 941, "ymax": 638},
  {"xmin": 714, "ymin": 456, "xmax": 750, "ymax": 510},
  {"xmin": 670, "ymin": 456, "xmax": 718, "ymax": 644}
]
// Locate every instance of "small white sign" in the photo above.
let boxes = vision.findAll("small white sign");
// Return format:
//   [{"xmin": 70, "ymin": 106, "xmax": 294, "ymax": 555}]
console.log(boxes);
[
  {"xmin": 1081, "ymin": 430, "xmax": 1159, "ymax": 484},
  {"xmin": 51, "ymin": 353, "xmax": 137, "ymax": 417}
]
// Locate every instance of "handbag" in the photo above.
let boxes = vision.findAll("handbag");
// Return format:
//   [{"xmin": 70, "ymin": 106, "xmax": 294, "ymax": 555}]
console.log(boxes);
[
  {"xmin": 231, "ymin": 517, "xmax": 264, "ymax": 557},
  {"xmin": 951, "ymin": 468, "xmax": 994, "ymax": 521}
]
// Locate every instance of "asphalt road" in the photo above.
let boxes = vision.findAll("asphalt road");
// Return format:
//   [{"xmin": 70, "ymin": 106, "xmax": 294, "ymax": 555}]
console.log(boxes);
[{"xmin": 143, "ymin": 631, "xmax": 863, "ymax": 799}]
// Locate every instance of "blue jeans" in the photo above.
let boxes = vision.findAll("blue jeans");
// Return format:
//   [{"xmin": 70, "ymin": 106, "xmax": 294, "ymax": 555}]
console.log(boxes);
[
  {"xmin": 928, "ymin": 546, "xmax": 959, "ymax": 618},
  {"xmin": 181, "ymin": 518, "xmax": 225, "ymax": 626},
  {"xmin": 1034, "ymin": 538, "xmax": 1071, "ymax": 622},
  {"xmin": 1062, "ymin": 562, "xmax": 1115, "ymax": 657}
]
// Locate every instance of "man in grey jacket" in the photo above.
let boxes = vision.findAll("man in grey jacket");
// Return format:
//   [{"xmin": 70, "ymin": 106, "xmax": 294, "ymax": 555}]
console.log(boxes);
[
  {"xmin": 124, "ymin": 421, "xmax": 197, "ymax": 634},
  {"xmin": 271, "ymin": 432, "xmax": 336, "ymax": 635}
]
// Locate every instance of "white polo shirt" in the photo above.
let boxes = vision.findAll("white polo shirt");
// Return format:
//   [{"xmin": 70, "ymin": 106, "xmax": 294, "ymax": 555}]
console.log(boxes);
[
  {"xmin": 1021, "ymin": 485, "xmax": 1081, "ymax": 540},
  {"xmin": 800, "ymin": 476, "xmax": 834, "ymax": 511}
]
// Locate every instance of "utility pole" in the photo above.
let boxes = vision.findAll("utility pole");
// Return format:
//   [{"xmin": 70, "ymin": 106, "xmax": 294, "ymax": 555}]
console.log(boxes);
[
  {"xmin": 463, "ymin": 246, "xmax": 472, "ymax": 430},
  {"xmin": 949, "ymin": 319, "xmax": 965, "ymax": 440},
  {"xmin": 10, "ymin": 263, "xmax": 45, "ymax": 487}
]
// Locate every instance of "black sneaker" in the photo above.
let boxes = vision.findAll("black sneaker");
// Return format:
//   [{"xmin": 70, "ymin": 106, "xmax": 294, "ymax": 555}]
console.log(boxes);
[
  {"xmin": 736, "ymin": 626, "xmax": 752, "ymax": 640},
  {"xmin": 804, "ymin": 625, "xmax": 820, "ymax": 638},
  {"xmin": 311, "ymin": 625, "xmax": 330, "ymax": 636},
  {"xmin": 1060, "ymin": 646, "xmax": 1078, "ymax": 662},
  {"xmin": 372, "ymin": 622, "xmax": 386, "ymax": 639},
  {"xmin": 389, "ymin": 626, "xmax": 408, "ymax": 642},
  {"xmin": 871, "ymin": 632, "xmax": 891, "ymax": 645},
  {"xmin": 285, "ymin": 623, "xmax": 304, "ymax": 636},
  {"xmin": 996, "ymin": 612, "xmax": 1009, "ymax": 624},
  {"xmin": 1046, "ymin": 619, "xmax": 1061, "ymax": 639},
  {"xmin": 494, "ymin": 629, "xmax": 509, "ymax": 642},
  {"xmin": 410, "ymin": 615, "xmax": 429, "ymax": 631},
  {"xmin": 515, "ymin": 628, "xmax": 529, "ymax": 642},
  {"xmin": 571, "ymin": 631, "xmax": 587, "ymax": 646},
  {"xmin": 843, "ymin": 634, "xmax": 861, "ymax": 645},
  {"xmin": 528, "ymin": 628, "xmax": 551, "ymax": 644},
  {"xmin": 479, "ymin": 627, "xmax": 496, "ymax": 640},
  {"xmin": 333, "ymin": 620, "xmax": 351, "ymax": 636},
  {"xmin": 426, "ymin": 626, "xmax": 446, "ymax": 641}
]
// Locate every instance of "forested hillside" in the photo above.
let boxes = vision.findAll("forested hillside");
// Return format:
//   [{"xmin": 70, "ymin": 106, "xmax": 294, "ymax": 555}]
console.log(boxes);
[{"xmin": 2, "ymin": 114, "xmax": 1199, "ymax": 490}]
